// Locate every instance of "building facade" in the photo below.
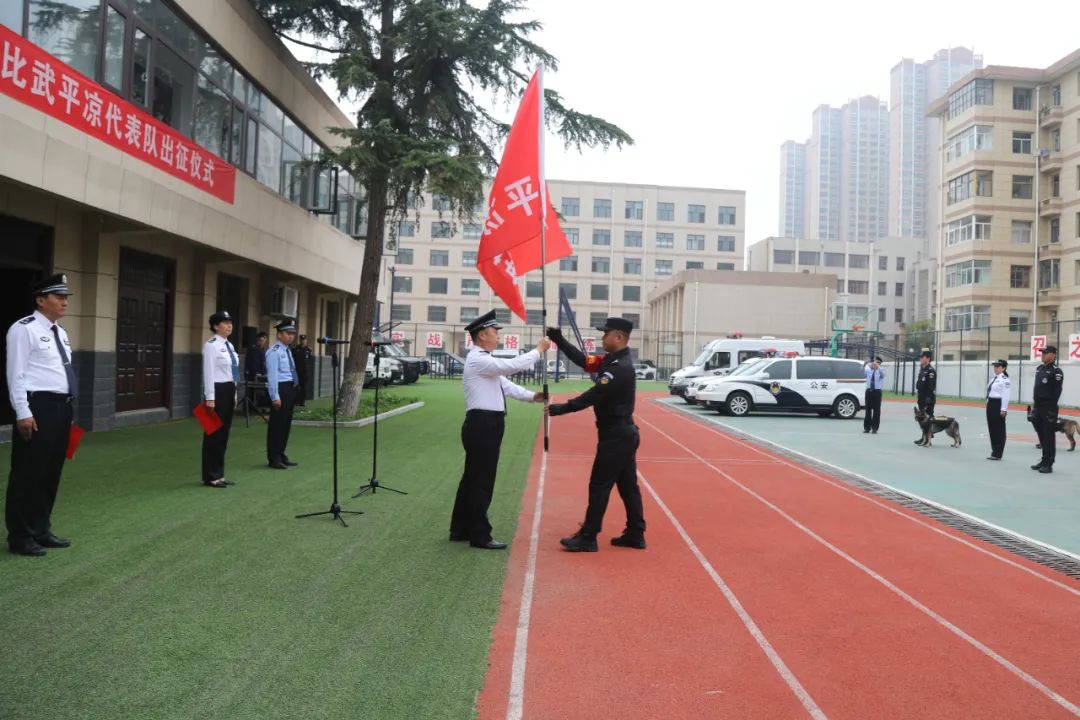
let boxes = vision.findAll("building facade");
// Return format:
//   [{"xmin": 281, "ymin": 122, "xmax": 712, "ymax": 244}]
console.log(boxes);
[
  {"xmin": 779, "ymin": 140, "xmax": 806, "ymax": 239},
  {"xmin": 928, "ymin": 50, "xmax": 1080, "ymax": 359},
  {"xmin": 384, "ymin": 181, "xmax": 746, "ymax": 356},
  {"xmin": 746, "ymin": 235, "xmax": 924, "ymax": 337},
  {"xmin": 0, "ymin": 0, "xmax": 368, "ymax": 431}
]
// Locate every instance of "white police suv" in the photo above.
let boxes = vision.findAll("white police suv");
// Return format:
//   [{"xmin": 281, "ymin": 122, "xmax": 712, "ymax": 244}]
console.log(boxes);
[{"xmin": 696, "ymin": 356, "xmax": 865, "ymax": 418}]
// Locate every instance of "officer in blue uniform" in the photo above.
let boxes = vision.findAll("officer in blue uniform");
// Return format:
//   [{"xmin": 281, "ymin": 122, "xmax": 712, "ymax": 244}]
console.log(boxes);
[
  {"xmin": 1031, "ymin": 345, "xmax": 1064, "ymax": 474},
  {"xmin": 546, "ymin": 317, "xmax": 646, "ymax": 552},
  {"xmin": 5, "ymin": 274, "xmax": 77, "ymax": 556},
  {"xmin": 266, "ymin": 317, "xmax": 300, "ymax": 469}
]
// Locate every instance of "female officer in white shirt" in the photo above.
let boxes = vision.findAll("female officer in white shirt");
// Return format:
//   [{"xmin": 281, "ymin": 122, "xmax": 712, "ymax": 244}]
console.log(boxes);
[
  {"xmin": 986, "ymin": 358, "xmax": 1011, "ymax": 460},
  {"xmin": 201, "ymin": 311, "xmax": 240, "ymax": 487}
]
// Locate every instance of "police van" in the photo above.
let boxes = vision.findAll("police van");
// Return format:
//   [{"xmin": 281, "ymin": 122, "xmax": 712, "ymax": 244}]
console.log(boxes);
[
  {"xmin": 696, "ymin": 356, "xmax": 865, "ymax": 418},
  {"xmin": 668, "ymin": 337, "xmax": 806, "ymax": 399}
]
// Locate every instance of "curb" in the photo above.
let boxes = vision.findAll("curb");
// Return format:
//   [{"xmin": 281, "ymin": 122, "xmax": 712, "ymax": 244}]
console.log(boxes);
[{"xmin": 293, "ymin": 401, "xmax": 425, "ymax": 428}]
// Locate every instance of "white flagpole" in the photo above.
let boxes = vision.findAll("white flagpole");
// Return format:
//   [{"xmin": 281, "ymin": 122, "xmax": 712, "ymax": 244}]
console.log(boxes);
[{"xmin": 538, "ymin": 64, "xmax": 550, "ymax": 452}]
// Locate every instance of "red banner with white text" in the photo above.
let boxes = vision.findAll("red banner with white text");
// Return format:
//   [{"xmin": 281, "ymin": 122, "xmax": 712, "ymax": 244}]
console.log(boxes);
[{"xmin": 0, "ymin": 25, "xmax": 236, "ymax": 204}]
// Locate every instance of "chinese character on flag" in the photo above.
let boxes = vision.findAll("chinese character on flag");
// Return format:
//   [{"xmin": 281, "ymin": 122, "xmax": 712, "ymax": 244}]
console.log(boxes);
[
  {"xmin": 583, "ymin": 338, "xmax": 596, "ymax": 353},
  {"xmin": 1030, "ymin": 335, "xmax": 1046, "ymax": 361},
  {"xmin": 1068, "ymin": 333, "xmax": 1080, "ymax": 362},
  {"xmin": 503, "ymin": 334, "xmax": 520, "ymax": 351},
  {"xmin": 426, "ymin": 332, "xmax": 443, "ymax": 349},
  {"xmin": 391, "ymin": 331, "xmax": 405, "ymax": 344},
  {"xmin": 464, "ymin": 333, "xmax": 474, "ymax": 349}
]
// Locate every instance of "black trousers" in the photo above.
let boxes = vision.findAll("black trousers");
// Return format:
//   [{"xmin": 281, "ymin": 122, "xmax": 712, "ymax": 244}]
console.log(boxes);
[
  {"xmin": 267, "ymin": 382, "xmax": 297, "ymax": 462},
  {"xmin": 6, "ymin": 394, "xmax": 72, "ymax": 547},
  {"xmin": 581, "ymin": 423, "xmax": 645, "ymax": 538},
  {"xmin": 1032, "ymin": 403, "xmax": 1057, "ymax": 467},
  {"xmin": 918, "ymin": 393, "xmax": 935, "ymax": 418},
  {"xmin": 863, "ymin": 389, "xmax": 882, "ymax": 431},
  {"xmin": 201, "ymin": 382, "xmax": 236, "ymax": 483},
  {"xmin": 986, "ymin": 398, "xmax": 1006, "ymax": 458},
  {"xmin": 452, "ymin": 410, "xmax": 505, "ymax": 544}
]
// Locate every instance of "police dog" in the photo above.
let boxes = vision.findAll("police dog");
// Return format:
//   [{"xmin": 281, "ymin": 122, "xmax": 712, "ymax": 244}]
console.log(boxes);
[
  {"xmin": 1026, "ymin": 405, "xmax": 1078, "ymax": 451},
  {"xmin": 913, "ymin": 406, "xmax": 961, "ymax": 447}
]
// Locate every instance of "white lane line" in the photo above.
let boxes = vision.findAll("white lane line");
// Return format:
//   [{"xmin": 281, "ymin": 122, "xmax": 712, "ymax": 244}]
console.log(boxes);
[
  {"xmin": 638, "ymin": 415, "xmax": 1080, "ymax": 718},
  {"xmin": 506, "ymin": 450, "xmax": 547, "ymax": 720},
  {"xmin": 655, "ymin": 402, "xmax": 1080, "ymax": 598},
  {"xmin": 638, "ymin": 468, "xmax": 829, "ymax": 720}
]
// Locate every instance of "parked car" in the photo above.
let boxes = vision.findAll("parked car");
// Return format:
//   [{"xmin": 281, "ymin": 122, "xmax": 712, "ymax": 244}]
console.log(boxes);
[
  {"xmin": 373, "ymin": 333, "xmax": 428, "ymax": 383},
  {"xmin": 546, "ymin": 359, "xmax": 568, "ymax": 378},
  {"xmin": 696, "ymin": 356, "xmax": 864, "ymax": 419},
  {"xmin": 364, "ymin": 353, "xmax": 394, "ymax": 387},
  {"xmin": 634, "ymin": 362, "xmax": 658, "ymax": 380},
  {"xmin": 668, "ymin": 337, "xmax": 806, "ymax": 398}
]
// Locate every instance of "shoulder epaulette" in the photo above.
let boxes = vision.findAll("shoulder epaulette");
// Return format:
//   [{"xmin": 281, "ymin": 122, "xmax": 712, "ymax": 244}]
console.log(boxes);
[
  {"xmin": 18, "ymin": 316, "xmax": 33, "ymax": 325},
  {"xmin": 209, "ymin": 337, "xmax": 217, "ymax": 343}
]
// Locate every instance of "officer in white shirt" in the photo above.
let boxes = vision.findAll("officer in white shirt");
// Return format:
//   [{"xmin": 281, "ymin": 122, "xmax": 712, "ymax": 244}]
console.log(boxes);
[
  {"xmin": 5, "ymin": 274, "xmax": 77, "ymax": 556},
  {"xmin": 985, "ymin": 358, "xmax": 1011, "ymax": 460},
  {"xmin": 201, "ymin": 311, "xmax": 240, "ymax": 488},
  {"xmin": 450, "ymin": 310, "xmax": 551, "ymax": 549}
]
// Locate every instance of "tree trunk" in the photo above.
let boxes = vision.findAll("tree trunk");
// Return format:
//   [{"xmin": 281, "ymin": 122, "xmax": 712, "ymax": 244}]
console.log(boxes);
[{"xmin": 338, "ymin": 171, "xmax": 389, "ymax": 417}]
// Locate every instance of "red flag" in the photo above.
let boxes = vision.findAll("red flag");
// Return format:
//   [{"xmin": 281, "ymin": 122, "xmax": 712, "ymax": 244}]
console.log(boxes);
[
  {"xmin": 65, "ymin": 424, "xmax": 86, "ymax": 460},
  {"xmin": 476, "ymin": 68, "xmax": 572, "ymax": 320},
  {"xmin": 193, "ymin": 402, "xmax": 223, "ymax": 435}
]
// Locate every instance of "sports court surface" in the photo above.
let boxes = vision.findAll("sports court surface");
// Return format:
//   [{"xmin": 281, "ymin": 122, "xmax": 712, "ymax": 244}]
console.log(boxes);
[{"xmin": 477, "ymin": 393, "xmax": 1080, "ymax": 719}]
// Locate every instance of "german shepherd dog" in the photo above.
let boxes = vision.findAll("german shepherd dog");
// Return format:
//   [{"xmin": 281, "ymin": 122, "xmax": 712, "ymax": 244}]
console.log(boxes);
[
  {"xmin": 1026, "ymin": 405, "xmax": 1078, "ymax": 451},
  {"xmin": 914, "ymin": 406, "xmax": 962, "ymax": 447}
]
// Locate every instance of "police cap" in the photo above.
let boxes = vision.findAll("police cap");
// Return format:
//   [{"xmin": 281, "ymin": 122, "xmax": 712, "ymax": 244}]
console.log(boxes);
[
  {"xmin": 464, "ymin": 309, "xmax": 501, "ymax": 337},
  {"xmin": 992, "ymin": 358, "xmax": 1008, "ymax": 367},
  {"xmin": 920, "ymin": 350, "xmax": 932, "ymax": 359},
  {"xmin": 275, "ymin": 317, "xmax": 298, "ymax": 333},
  {"xmin": 595, "ymin": 316, "xmax": 634, "ymax": 334},
  {"xmin": 1043, "ymin": 345, "xmax": 1057, "ymax": 355},
  {"xmin": 874, "ymin": 356, "xmax": 883, "ymax": 363},
  {"xmin": 209, "ymin": 310, "xmax": 233, "ymax": 329},
  {"xmin": 33, "ymin": 273, "xmax": 73, "ymax": 297}
]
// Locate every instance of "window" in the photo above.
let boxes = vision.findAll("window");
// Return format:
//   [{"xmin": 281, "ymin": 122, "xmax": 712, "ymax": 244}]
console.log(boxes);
[
  {"xmin": 878, "ymin": 308, "xmax": 887, "ymax": 322},
  {"xmin": 1052, "ymin": 84, "xmax": 1062, "ymax": 106},
  {"xmin": 1052, "ymin": 175, "xmax": 1060, "ymax": 198},
  {"xmin": 428, "ymin": 278, "xmax": 447, "ymax": 294},
  {"xmin": 795, "ymin": 359, "xmax": 834, "ymax": 379},
  {"xmin": 947, "ymin": 78, "xmax": 993, "ymax": 118},
  {"xmin": 848, "ymin": 280, "xmax": 869, "ymax": 294},
  {"xmin": 945, "ymin": 260, "xmax": 992, "ymax": 287},
  {"xmin": 878, "ymin": 255, "xmax": 888, "ymax": 270},
  {"xmin": 947, "ymin": 170, "xmax": 992, "ymax": 203},
  {"xmin": 392, "ymin": 275, "xmax": 412, "ymax": 293},
  {"xmin": 460, "ymin": 307, "xmax": 479, "ymax": 322},
  {"xmin": 944, "ymin": 304, "xmax": 991, "ymax": 331},
  {"xmin": 593, "ymin": 198, "xmax": 612, "ymax": 218},
  {"xmin": 624, "ymin": 231, "xmax": 643, "ymax": 248},
  {"xmin": 798, "ymin": 251, "xmax": 819, "ymax": 265},
  {"xmin": 391, "ymin": 304, "xmax": 411, "ymax": 321},
  {"xmin": 686, "ymin": 261, "xmax": 704, "ymax": 270},
  {"xmin": 895, "ymin": 282, "xmax": 904, "ymax": 297},
  {"xmin": 625, "ymin": 201, "xmax": 644, "ymax": 220},
  {"xmin": 716, "ymin": 263, "xmax": 735, "ymax": 270},
  {"xmin": 1013, "ymin": 87, "xmax": 1032, "ymax": 111},
  {"xmin": 877, "ymin": 281, "xmax": 887, "ymax": 296},
  {"xmin": 430, "ymin": 250, "xmax": 449, "ymax": 267},
  {"xmin": 526, "ymin": 281, "xmax": 543, "ymax": 298},
  {"xmin": 431, "ymin": 221, "xmax": 452, "ymax": 239},
  {"xmin": 624, "ymin": 257, "xmax": 642, "ymax": 274},
  {"xmin": 398, "ymin": 221, "xmax": 416, "ymax": 237},
  {"xmin": 1, "ymin": 2, "xmax": 23, "ymax": 33},
  {"xmin": 559, "ymin": 282, "xmax": 577, "ymax": 300},
  {"xmin": 494, "ymin": 309, "xmax": 511, "ymax": 325},
  {"xmin": 592, "ymin": 256, "xmax": 610, "ymax": 273},
  {"xmin": 656, "ymin": 202, "xmax": 674, "ymax": 221},
  {"xmin": 592, "ymin": 229, "xmax": 611, "ymax": 246},
  {"xmin": 1050, "ymin": 218, "xmax": 1060, "ymax": 243},
  {"xmin": 561, "ymin": 197, "xmax": 580, "ymax": 217},
  {"xmin": 687, "ymin": 234, "xmax": 705, "ymax": 251},
  {"xmin": 773, "ymin": 249, "xmax": 794, "ymax": 265},
  {"xmin": 1039, "ymin": 259, "xmax": 1060, "ymax": 289},
  {"xmin": 397, "ymin": 248, "xmax": 414, "ymax": 264},
  {"xmin": 946, "ymin": 214, "xmax": 992, "ymax": 245},
  {"xmin": 1052, "ymin": 129, "xmax": 1061, "ymax": 152},
  {"xmin": 623, "ymin": 285, "xmax": 640, "ymax": 302},
  {"xmin": 763, "ymin": 360, "xmax": 791, "ymax": 380},
  {"xmin": 427, "ymin": 305, "xmax": 446, "ymax": 322},
  {"xmin": 656, "ymin": 232, "xmax": 674, "ymax": 249},
  {"xmin": 560, "ymin": 255, "xmax": 578, "ymax": 272},
  {"xmin": 1010, "ymin": 265, "xmax": 1031, "ymax": 288},
  {"xmin": 565, "ymin": 228, "xmax": 579, "ymax": 245},
  {"xmin": 1008, "ymin": 310, "xmax": 1029, "ymax": 332},
  {"xmin": 825, "ymin": 252, "xmax": 844, "ymax": 268},
  {"xmin": 525, "ymin": 310, "xmax": 543, "ymax": 325},
  {"xmin": 655, "ymin": 259, "xmax": 673, "ymax": 275},
  {"xmin": 591, "ymin": 284, "xmax": 608, "ymax": 301},
  {"xmin": 849, "ymin": 254, "xmax": 869, "ymax": 269},
  {"xmin": 624, "ymin": 313, "xmax": 640, "ymax": 328},
  {"xmin": 896, "ymin": 257, "xmax": 905, "ymax": 271},
  {"xmin": 463, "ymin": 224, "xmax": 481, "ymax": 241},
  {"xmin": 1012, "ymin": 131, "xmax": 1032, "ymax": 155},
  {"xmin": 589, "ymin": 313, "xmax": 607, "ymax": 328},
  {"xmin": 718, "ymin": 236, "xmax": 736, "ymax": 252},
  {"xmin": 462, "ymin": 250, "xmax": 477, "ymax": 267},
  {"xmin": 461, "ymin": 279, "xmax": 480, "ymax": 296},
  {"xmin": 718, "ymin": 206, "xmax": 737, "ymax": 224},
  {"xmin": 102, "ymin": 5, "xmax": 127, "ymax": 90},
  {"xmin": 1012, "ymin": 220, "xmax": 1033, "ymax": 244},
  {"xmin": 687, "ymin": 204, "xmax": 706, "ymax": 223},
  {"xmin": 945, "ymin": 125, "xmax": 993, "ymax": 160},
  {"xmin": 1012, "ymin": 175, "xmax": 1033, "ymax": 199},
  {"xmin": 894, "ymin": 309, "xmax": 903, "ymax": 323},
  {"xmin": 28, "ymin": 0, "xmax": 100, "ymax": 79}
]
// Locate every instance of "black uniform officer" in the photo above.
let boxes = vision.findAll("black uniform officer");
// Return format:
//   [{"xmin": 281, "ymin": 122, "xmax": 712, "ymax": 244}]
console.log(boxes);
[
  {"xmin": 547, "ymin": 317, "xmax": 646, "ymax": 553},
  {"xmin": 5, "ymin": 273, "xmax": 77, "ymax": 556},
  {"xmin": 914, "ymin": 349, "xmax": 936, "ymax": 444},
  {"xmin": 1031, "ymin": 345, "xmax": 1063, "ymax": 473},
  {"xmin": 201, "ymin": 311, "xmax": 239, "ymax": 488},
  {"xmin": 292, "ymin": 335, "xmax": 313, "ymax": 407}
]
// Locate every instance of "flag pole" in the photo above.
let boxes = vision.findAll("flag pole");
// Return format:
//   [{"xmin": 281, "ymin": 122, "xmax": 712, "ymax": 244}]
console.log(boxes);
[{"xmin": 538, "ymin": 63, "xmax": 550, "ymax": 452}]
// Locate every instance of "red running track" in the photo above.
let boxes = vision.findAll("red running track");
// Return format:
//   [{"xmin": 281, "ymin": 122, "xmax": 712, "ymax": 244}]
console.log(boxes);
[{"xmin": 477, "ymin": 393, "xmax": 1080, "ymax": 720}]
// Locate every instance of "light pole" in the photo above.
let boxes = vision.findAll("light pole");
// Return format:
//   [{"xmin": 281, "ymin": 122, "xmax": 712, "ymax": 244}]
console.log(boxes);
[{"xmin": 388, "ymin": 265, "xmax": 396, "ymax": 327}]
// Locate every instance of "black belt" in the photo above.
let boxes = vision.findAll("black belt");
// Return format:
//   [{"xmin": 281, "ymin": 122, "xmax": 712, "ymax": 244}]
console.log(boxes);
[
  {"xmin": 599, "ymin": 416, "xmax": 635, "ymax": 427},
  {"xmin": 467, "ymin": 409, "xmax": 506, "ymax": 417},
  {"xmin": 28, "ymin": 391, "xmax": 73, "ymax": 403}
]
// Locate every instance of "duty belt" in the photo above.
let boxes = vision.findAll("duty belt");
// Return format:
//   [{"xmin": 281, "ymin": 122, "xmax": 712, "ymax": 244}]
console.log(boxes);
[{"xmin": 27, "ymin": 391, "xmax": 73, "ymax": 403}]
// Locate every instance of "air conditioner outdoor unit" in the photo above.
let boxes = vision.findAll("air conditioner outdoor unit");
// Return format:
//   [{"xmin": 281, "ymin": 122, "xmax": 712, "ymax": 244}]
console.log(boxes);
[{"xmin": 271, "ymin": 286, "xmax": 299, "ymax": 317}]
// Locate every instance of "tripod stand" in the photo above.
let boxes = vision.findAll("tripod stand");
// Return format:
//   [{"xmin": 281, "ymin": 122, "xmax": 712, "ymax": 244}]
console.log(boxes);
[
  {"xmin": 353, "ymin": 348, "xmax": 407, "ymax": 498},
  {"xmin": 296, "ymin": 344, "xmax": 364, "ymax": 527}
]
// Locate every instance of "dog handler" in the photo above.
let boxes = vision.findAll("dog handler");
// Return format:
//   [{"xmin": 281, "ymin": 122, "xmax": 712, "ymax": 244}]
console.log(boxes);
[{"xmin": 985, "ymin": 359, "xmax": 1010, "ymax": 460}]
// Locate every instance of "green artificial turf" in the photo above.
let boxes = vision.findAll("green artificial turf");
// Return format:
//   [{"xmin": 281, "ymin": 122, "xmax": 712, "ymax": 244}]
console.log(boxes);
[{"xmin": 0, "ymin": 378, "xmax": 590, "ymax": 720}]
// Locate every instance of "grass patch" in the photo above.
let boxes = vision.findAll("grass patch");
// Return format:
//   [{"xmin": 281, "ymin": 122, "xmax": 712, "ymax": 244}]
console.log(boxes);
[
  {"xmin": 292, "ymin": 388, "xmax": 419, "ymax": 422},
  {"xmin": 0, "ymin": 378, "xmax": 543, "ymax": 720}
]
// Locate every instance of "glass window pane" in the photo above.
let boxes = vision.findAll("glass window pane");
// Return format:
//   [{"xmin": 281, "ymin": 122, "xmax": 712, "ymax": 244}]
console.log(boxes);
[
  {"xmin": 282, "ymin": 143, "xmax": 303, "ymax": 203},
  {"xmin": 283, "ymin": 115, "xmax": 303, "ymax": 150},
  {"xmin": 256, "ymin": 122, "xmax": 282, "ymax": 191},
  {"xmin": 132, "ymin": 29, "xmax": 151, "ymax": 108},
  {"xmin": 198, "ymin": 43, "xmax": 232, "ymax": 90},
  {"xmin": 152, "ymin": 44, "xmax": 197, "ymax": 136},
  {"xmin": 103, "ymin": 6, "xmax": 127, "ymax": 90},
  {"xmin": 148, "ymin": 0, "xmax": 197, "ymax": 58},
  {"xmin": 244, "ymin": 117, "xmax": 257, "ymax": 174},
  {"xmin": 230, "ymin": 106, "xmax": 244, "ymax": 165},
  {"xmin": 193, "ymin": 75, "xmax": 231, "ymax": 158},
  {"xmin": 232, "ymin": 72, "xmax": 248, "ymax": 103},
  {"xmin": 1, "ymin": 2, "xmax": 24, "ymax": 33},
  {"xmin": 259, "ymin": 94, "xmax": 284, "ymax": 135},
  {"xmin": 28, "ymin": 0, "xmax": 101, "ymax": 79}
]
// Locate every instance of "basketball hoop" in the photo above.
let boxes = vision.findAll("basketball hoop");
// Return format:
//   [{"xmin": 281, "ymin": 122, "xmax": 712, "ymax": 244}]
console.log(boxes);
[{"xmin": 851, "ymin": 323, "xmax": 865, "ymax": 333}]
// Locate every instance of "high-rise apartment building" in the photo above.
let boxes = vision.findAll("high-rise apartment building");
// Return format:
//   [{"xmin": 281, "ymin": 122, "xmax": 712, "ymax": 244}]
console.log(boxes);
[
  {"xmin": 840, "ymin": 96, "xmax": 890, "ymax": 244},
  {"xmin": 779, "ymin": 140, "xmax": 806, "ymax": 238}
]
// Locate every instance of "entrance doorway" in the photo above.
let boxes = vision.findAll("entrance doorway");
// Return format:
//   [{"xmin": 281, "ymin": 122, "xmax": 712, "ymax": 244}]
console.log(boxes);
[{"xmin": 116, "ymin": 249, "xmax": 173, "ymax": 412}]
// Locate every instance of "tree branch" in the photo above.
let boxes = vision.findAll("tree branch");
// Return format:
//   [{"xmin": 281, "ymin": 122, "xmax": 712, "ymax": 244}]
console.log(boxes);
[{"xmin": 275, "ymin": 30, "xmax": 347, "ymax": 54}]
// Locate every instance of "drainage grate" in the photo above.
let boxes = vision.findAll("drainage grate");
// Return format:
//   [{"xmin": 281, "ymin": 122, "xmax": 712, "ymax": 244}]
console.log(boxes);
[{"xmin": 665, "ymin": 402, "xmax": 1080, "ymax": 582}]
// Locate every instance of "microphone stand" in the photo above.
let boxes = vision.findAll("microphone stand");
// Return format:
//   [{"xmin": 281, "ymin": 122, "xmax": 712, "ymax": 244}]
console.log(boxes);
[
  {"xmin": 353, "ymin": 346, "xmax": 407, "ymax": 498},
  {"xmin": 296, "ymin": 342, "xmax": 364, "ymax": 527}
]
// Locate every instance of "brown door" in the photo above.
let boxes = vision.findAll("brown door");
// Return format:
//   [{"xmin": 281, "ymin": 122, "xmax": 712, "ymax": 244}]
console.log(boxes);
[{"xmin": 116, "ymin": 250, "xmax": 172, "ymax": 412}]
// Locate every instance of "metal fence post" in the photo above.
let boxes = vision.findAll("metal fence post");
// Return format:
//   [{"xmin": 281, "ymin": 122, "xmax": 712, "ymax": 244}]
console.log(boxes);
[{"xmin": 958, "ymin": 327, "xmax": 964, "ymax": 399}]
